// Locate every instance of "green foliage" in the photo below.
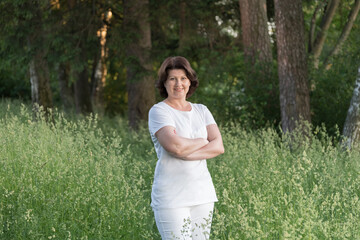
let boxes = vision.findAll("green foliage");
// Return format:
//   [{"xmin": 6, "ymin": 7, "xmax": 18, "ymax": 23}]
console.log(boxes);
[
  {"xmin": 212, "ymin": 124, "xmax": 360, "ymax": 239},
  {"xmin": 310, "ymin": 48, "xmax": 360, "ymax": 135},
  {"xmin": 0, "ymin": 68, "xmax": 30, "ymax": 100},
  {"xmin": 190, "ymin": 50, "xmax": 249, "ymax": 124},
  {"xmin": 0, "ymin": 101, "xmax": 158, "ymax": 239},
  {"xmin": 103, "ymin": 59, "xmax": 128, "ymax": 116},
  {"xmin": 0, "ymin": 0, "xmax": 359, "ymax": 134},
  {"xmin": 0, "ymin": 0, "xmax": 44, "ymax": 100},
  {"xmin": 189, "ymin": 49, "xmax": 280, "ymax": 129},
  {"xmin": 149, "ymin": 0, "xmax": 240, "ymax": 59},
  {"xmin": 1, "ymin": 101, "xmax": 360, "ymax": 239}
]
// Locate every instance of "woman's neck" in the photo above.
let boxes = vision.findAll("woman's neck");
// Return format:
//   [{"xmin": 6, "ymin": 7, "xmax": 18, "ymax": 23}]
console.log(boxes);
[{"xmin": 164, "ymin": 98, "xmax": 191, "ymax": 111}]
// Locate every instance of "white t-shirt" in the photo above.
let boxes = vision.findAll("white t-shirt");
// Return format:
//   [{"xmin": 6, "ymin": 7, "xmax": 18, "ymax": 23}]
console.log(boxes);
[{"xmin": 148, "ymin": 101, "xmax": 218, "ymax": 209}]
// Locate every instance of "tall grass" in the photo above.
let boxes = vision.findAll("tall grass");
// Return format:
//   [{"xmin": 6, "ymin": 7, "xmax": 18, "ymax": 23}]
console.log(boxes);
[{"xmin": 1, "ymin": 100, "xmax": 360, "ymax": 239}]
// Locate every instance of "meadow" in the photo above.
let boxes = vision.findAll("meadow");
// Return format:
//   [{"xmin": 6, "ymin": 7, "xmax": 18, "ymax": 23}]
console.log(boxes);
[{"xmin": 1, "ymin": 101, "xmax": 360, "ymax": 239}]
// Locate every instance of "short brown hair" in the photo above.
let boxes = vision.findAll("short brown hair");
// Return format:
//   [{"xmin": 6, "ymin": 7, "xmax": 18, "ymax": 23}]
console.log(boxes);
[{"xmin": 156, "ymin": 56, "xmax": 199, "ymax": 98}]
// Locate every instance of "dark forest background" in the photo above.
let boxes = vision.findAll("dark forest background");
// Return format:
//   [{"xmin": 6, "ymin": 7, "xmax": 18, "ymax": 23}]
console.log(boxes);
[{"xmin": 0, "ymin": 0, "xmax": 359, "ymax": 136}]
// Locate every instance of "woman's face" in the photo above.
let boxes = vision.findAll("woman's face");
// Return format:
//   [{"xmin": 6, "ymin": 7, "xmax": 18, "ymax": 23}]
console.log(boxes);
[{"xmin": 164, "ymin": 69, "xmax": 190, "ymax": 100}]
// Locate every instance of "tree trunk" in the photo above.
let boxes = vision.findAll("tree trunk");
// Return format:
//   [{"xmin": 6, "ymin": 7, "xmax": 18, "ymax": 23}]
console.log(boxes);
[
  {"xmin": 275, "ymin": 0, "xmax": 311, "ymax": 134},
  {"xmin": 239, "ymin": 0, "xmax": 276, "ymax": 120},
  {"xmin": 57, "ymin": 62, "xmax": 74, "ymax": 110},
  {"xmin": 324, "ymin": 0, "xmax": 360, "ymax": 66},
  {"xmin": 92, "ymin": 10, "xmax": 112, "ymax": 113},
  {"xmin": 311, "ymin": 0, "xmax": 340, "ymax": 68},
  {"xmin": 342, "ymin": 66, "xmax": 360, "ymax": 149},
  {"xmin": 239, "ymin": 0, "xmax": 272, "ymax": 64},
  {"xmin": 26, "ymin": 2, "xmax": 53, "ymax": 118},
  {"xmin": 74, "ymin": 66, "xmax": 93, "ymax": 114},
  {"xmin": 179, "ymin": 0, "xmax": 187, "ymax": 50},
  {"xmin": 65, "ymin": 0, "xmax": 93, "ymax": 115},
  {"xmin": 29, "ymin": 51, "xmax": 53, "ymax": 116},
  {"xmin": 124, "ymin": 0, "xmax": 155, "ymax": 129}
]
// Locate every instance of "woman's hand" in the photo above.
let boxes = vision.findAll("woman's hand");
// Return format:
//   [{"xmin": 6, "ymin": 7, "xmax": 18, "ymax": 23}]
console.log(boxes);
[{"xmin": 182, "ymin": 124, "xmax": 224, "ymax": 161}]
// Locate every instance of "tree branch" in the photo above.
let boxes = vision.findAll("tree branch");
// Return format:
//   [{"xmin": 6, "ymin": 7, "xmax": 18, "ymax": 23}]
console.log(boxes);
[
  {"xmin": 311, "ymin": 0, "xmax": 340, "ymax": 67},
  {"xmin": 308, "ymin": 0, "xmax": 327, "ymax": 53},
  {"xmin": 324, "ymin": 0, "xmax": 360, "ymax": 67}
]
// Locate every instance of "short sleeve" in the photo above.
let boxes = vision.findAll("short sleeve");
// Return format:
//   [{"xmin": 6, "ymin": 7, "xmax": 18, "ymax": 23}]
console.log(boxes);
[
  {"xmin": 203, "ymin": 105, "xmax": 216, "ymax": 126},
  {"xmin": 148, "ymin": 104, "xmax": 176, "ymax": 136}
]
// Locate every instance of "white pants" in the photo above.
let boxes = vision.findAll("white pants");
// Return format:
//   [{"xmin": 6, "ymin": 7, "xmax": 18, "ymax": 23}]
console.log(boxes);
[{"xmin": 153, "ymin": 202, "xmax": 214, "ymax": 240}]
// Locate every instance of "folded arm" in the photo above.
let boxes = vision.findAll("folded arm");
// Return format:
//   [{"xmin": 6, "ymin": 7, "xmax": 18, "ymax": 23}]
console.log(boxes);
[
  {"xmin": 182, "ymin": 124, "xmax": 224, "ymax": 161},
  {"xmin": 155, "ymin": 126, "xmax": 209, "ymax": 158}
]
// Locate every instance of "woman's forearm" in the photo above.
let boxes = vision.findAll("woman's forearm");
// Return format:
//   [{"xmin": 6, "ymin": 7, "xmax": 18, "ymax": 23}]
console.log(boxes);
[
  {"xmin": 155, "ymin": 125, "xmax": 224, "ymax": 160},
  {"xmin": 182, "ymin": 137, "xmax": 224, "ymax": 161},
  {"xmin": 171, "ymin": 136, "xmax": 209, "ymax": 158},
  {"xmin": 156, "ymin": 126, "xmax": 208, "ymax": 158},
  {"xmin": 182, "ymin": 124, "xmax": 224, "ymax": 161}
]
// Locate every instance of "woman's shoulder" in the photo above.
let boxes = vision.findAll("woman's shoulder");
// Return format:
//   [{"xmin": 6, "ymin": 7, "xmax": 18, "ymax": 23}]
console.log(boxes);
[
  {"xmin": 150, "ymin": 101, "xmax": 167, "ymax": 110},
  {"xmin": 149, "ymin": 102, "xmax": 168, "ymax": 115},
  {"xmin": 190, "ymin": 102, "xmax": 208, "ymax": 111}
]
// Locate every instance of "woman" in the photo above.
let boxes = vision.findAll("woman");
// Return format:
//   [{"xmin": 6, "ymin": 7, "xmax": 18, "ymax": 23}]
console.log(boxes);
[{"xmin": 148, "ymin": 56, "xmax": 224, "ymax": 240}]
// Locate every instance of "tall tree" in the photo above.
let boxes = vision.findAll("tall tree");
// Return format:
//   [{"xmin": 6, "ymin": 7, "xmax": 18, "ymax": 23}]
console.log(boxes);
[
  {"xmin": 92, "ymin": 9, "xmax": 112, "ymax": 113},
  {"xmin": 179, "ymin": 0, "xmax": 188, "ymax": 51},
  {"xmin": 324, "ymin": 0, "xmax": 360, "ymax": 66},
  {"xmin": 74, "ymin": 61, "xmax": 93, "ymax": 114},
  {"xmin": 29, "ymin": 46, "xmax": 53, "ymax": 116},
  {"xmin": 238, "ymin": 0, "xmax": 278, "ymax": 122},
  {"xmin": 124, "ymin": 0, "xmax": 155, "ymax": 129},
  {"xmin": 342, "ymin": 66, "xmax": 360, "ymax": 149},
  {"xmin": 57, "ymin": 62, "xmax": 74, "ymax": 110},
  {"xmin": 275, "ymin": 0, "xmax": 311, "ymax": 133},
  {"xmin": 308, "ymin": 0, "xmax": 360, "ymax": 68},
  {"xmin": 239, "ymin": 0, "xmax": 272, "ymax": 64},
  {"xmin": 57, "ymin": 0, "xmax": 101, "ymax": 114},
  {"xmin": 310, "ymin": 0, "xmax": 340, "ymax": 68},
  {"xmin": 0, "ymin": 1, "xmax": 54, "ymax": 116},
  {"xmin": 27, "ymin": 3, "xmax": 53, "ymax": 115}
]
